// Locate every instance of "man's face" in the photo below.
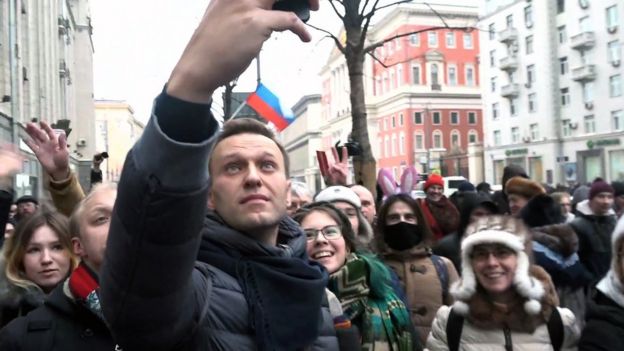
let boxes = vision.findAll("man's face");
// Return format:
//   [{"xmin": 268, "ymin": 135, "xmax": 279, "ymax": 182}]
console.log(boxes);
[
  {"xmin": 17, "ymin": 201, "xmax": 37, "ymax": 218},
  {"xmin": 287, "ymin": 193, "xmax": 312, "ymax": 216},
  {"xmin": 351, "ymin": 185, "xmax": 376, "ymax": 224},
  {"xmin": 426, "ymin": 185, "xmax": 444, "ymax": 202},
  {"xmin": 73, "ymin": 188, "xmax": 117, "ymax": 272},
  {"xmin": 209, "ymin": 133, "xmax": 290, "ymax": 237},
  {"xmin": 507, "ymin": 193, "xmax": 529, "ymax": 216},
  {"xmin": 589, "ymin": 192, "xmax": 614, "ymax": 215}
]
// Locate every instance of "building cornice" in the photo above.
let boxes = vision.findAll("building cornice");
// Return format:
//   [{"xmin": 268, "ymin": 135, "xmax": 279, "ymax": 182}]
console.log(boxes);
[{"xmin": 292, "ymin": 94, "xmax": 321, "ymax": 116}]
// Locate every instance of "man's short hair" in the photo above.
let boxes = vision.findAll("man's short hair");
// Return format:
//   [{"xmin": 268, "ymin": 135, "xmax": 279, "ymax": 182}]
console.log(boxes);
[
  {"xmin": 208, "ymin": 118, "xmax": 290, "ymax": 180},
  {"xmin": 70, "ymin": 182, "xmax": 118, "ymax": 239}
]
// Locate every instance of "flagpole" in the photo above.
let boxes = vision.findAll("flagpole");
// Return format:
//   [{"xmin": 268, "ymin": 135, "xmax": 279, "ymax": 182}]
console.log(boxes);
[{"xmin": 230, "ymin": 100, "xmax": 247, "ymax": 120}]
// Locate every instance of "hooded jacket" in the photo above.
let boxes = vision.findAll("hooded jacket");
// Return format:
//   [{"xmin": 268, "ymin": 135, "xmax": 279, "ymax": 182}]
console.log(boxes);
[
  {"xmin": 99, "ymin": 92, "xmax": 338, "ymax": 351},
  {"xmin": 377, "ymin": 219, "xmax": 458, "ymax": 344},
  {"xmin": 569, "ymin": 200, "xmax": 617, "ymax": 282},
  {"xmin": 0, "ymin": 280, "xmax": 116, "ymax": 351}
]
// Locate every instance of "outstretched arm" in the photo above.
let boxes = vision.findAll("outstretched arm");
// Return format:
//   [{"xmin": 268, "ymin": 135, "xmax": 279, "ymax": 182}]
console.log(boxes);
[{"xmin": 100, "ymin": 1, "xmax": 319, "ymax": 349}]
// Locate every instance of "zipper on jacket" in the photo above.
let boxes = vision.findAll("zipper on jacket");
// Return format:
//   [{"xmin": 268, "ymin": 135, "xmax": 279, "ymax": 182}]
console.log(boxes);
[{"xmin": 503, "ymin": 324, "xmax": 513, "ymax": 351}]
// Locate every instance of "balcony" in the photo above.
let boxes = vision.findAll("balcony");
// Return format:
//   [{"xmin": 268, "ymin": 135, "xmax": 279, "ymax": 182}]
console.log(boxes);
[
  {"xmin": 499, "ymin": 56, "xmax": 518, "ymax": 72},
  {"xmin": 570, "ymin": 31, "xmax": 596, "ymax": 51},
  {"xmin": 498, "ymin": 27, "xmax": 518, "ymax": 44},
  {"xmin": 571, "ymin": 64, "xmax": 597, "ymax": 82},
  {"xmin": 500, "ymin": 83, "xmax": 520, "ymax": 98}
]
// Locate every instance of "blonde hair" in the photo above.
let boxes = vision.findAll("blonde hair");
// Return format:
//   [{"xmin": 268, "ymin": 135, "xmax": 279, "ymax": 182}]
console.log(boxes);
[
  {"xmin": 70, "ymin": 182, "xmax": 117, "ymax": 239},
  {"xmin": 3, "ymin": 208, "xmax": 77, "ymax": 290}
]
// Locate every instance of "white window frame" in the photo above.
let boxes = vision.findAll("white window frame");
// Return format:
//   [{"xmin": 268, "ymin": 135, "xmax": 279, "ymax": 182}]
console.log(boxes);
[
  {"xmin": 409, "ymin": 34, "xmax": 420, "ymax": 47},
  {"xmin": 613, "ymin": 110, "xmax": 623, "ymax": 131},
  {"xmin": 433, "ymin": 130, "xmax": 443, "ymax": 148},
  {"xmin": 511, "ymin": 127, "xmax": 520, "ymax": 143},
  {"xmin": 411, "ymin": 63, "xmax": 421, "ymax": 85},
  {"xmin": 530, "ymin": 123, "xmax": 539, "ymax": 140},
  {"xmin": 465, "ymin": 65, "xmax": 475, "ymax": 86},
  {"xmin": 448, "ymin": 65, "xmax": 457, "ymax": 86},
  {"xmin": 610, "ymin": 74, "xmax": 622, "ymax": 97},
  {"xmin": 446, "ymin": 32, "xmax": 456, "ymax": 48},
  {"xmin": 468, "ymin": 130, "xmax": 478, "ymax": 143},
  {"xmin": 450, "ymin": 111, "xmax": 460, "ymax": 125},
  {"xmin": 463, "ymin": 32, "xmax": 473, "ymax": 49},
  {"xmin": 399, "ymin": 132, "xmax": 405, "ymax": 155},
  {"xmin": 584, "ymin": 115, "xmax": 596, "ymax": 134},
  {"xmin": 428, "ymin": 31, "xmax": 438, "ymax": 47}
]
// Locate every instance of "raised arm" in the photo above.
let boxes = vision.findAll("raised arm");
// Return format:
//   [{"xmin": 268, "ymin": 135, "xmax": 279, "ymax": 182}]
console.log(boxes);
[{"xmin": 100, "ymin": 1, "xmax": 317, "ymax": 349}]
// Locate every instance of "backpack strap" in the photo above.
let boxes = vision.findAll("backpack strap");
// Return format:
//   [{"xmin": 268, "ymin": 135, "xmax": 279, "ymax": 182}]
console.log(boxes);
[
  {"xmin": 22, "ymin": 307, "xmax": 55, "ymax": 351},
  {"xmin": 446, "ymin": 308, "xmax": 464, "ymax": 351},
  {"xmin": 547, "ymin": 308, "xmax": 564, "ymax": 351},
  {"xmin": 431, "ymin": 254, "xmax": 449, "ymax": 302}
]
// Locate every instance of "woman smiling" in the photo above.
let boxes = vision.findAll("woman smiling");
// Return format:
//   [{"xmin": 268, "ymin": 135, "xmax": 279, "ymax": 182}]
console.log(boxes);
[
  {"xmin": 427, "ymin": 216, "xmax": 579, "ymax": 350},
  {"xmin": 294, "ymin": 202, "xmax": 420, "ymax": 351}
]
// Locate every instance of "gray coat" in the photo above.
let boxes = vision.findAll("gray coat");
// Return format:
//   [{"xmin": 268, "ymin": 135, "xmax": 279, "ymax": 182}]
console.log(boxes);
[{"xmin": 100, "ymin": 93, "xmax": 338, "ymax": 350}]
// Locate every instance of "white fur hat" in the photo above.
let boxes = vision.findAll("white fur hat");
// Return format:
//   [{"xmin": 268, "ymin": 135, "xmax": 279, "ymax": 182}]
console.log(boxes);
[
  {"xmin": 315, "ymin": 186, "xmax": 361, "ymax": 209},
  {"xmin": 451, "ymin": 215, "xmax": 545, "ymax": 316}
]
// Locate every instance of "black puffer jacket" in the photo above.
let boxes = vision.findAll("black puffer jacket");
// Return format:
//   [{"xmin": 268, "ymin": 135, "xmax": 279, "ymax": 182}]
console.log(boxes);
[
  {"xmin": 100, "ymin": 92, "xmax": 339, "ymax": 351},
  {"xmin": 0, "ymin": 281, "xmax": 116, "ymax": 350},
  {"xmin": 579, "ymin": 289, "xmax": 624, "ymax": 350},
  {"xmin": 569, "ymin": 200, "xmax": 617, "ymax": 282}
]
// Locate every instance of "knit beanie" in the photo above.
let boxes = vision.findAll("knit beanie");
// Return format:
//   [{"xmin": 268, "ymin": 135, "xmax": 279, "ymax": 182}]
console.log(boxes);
[
  {"xmin": 315, "ymin": 186, "xmax": 361, "ymax": 209},
  {"xmin": 458, "ymin": 181, "xmax": 476, "ymax": 192},
  {"xmin": 452, "ymin": 215, "xmax": 545, "ymax": 317},
  {"xmin": 424, "ymin": 173, "xmax": 444, "ymax": 191},
  {"xmin": 589, "ymin": 179, "xmax": 615, "ymax": 199},
  {"xmin": 504, "ymin": 176, "xmax": 545, "ymax": 199}
]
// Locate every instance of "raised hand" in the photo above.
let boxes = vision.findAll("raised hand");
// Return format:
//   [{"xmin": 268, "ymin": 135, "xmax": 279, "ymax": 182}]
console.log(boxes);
[
  {"xmin": 324, "ymin": 146, "xmax": 349, "ymax": 186},
  {"xmin": 24, "ymin": 121, "xmax": 70, "ymax": 181},
  {"xmin": 167, "ymin": 0, "xmax": 319, "ymax": 103},
  {"xmin": 0, "ymin": 144, "xmax": 23, "ymax": 179}
]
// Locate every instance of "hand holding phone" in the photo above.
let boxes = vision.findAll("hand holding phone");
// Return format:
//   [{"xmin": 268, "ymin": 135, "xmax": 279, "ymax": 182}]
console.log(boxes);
[{"xmin": 272, "ymin": 0, "xmax": 310, "ymax": 22}]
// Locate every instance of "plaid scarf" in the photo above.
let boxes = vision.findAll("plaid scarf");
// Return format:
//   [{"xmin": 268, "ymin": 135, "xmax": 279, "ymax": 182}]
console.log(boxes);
[{"xmin": 329, "ymin": 253, "xmax": 413, "ymax": 351}]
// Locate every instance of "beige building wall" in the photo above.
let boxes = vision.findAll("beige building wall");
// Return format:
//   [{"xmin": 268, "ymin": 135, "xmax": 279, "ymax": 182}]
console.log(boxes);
[
  {"xmin": 0, "ymin": 0, "xmax": 96, "ymax": 194},
  {"xmin": 95, "ymin": 100, "xmax": 144, "ymax": 182}
]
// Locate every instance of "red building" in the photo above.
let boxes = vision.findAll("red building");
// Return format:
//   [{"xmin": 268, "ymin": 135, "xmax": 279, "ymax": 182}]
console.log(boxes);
[{"xmin": 369, "ymin": 5, "xmax": 484, "ymax": 181}]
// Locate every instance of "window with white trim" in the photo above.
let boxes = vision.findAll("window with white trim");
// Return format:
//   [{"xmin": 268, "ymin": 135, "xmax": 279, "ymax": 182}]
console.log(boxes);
[
  {"xmin": 446, "ymin": 32, "xmax": 456, "ymax": 48},
  {"xmin": 428, "ymin": 31, "xmax": 438, "ymax": 47}
]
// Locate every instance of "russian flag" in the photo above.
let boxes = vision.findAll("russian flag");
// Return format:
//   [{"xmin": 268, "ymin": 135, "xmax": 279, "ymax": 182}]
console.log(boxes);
[{"xmin": 246, "ymin": 83, "xmax": 295, "ymax": 131}]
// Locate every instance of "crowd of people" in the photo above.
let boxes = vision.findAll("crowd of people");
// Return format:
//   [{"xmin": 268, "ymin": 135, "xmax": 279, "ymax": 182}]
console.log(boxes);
[{"xmin": 0, "ymin": 0, "xmax": 622, "ymax": 350}]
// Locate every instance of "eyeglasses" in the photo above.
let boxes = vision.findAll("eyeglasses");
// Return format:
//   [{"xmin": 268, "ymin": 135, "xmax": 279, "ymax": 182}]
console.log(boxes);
[
  {"xmin": 304, "ymin": 225, "xmax": 343, "ymax": 242},
  {"xmin": 471, "ymin": 246, "xmax": 515, "ymax": 262}
]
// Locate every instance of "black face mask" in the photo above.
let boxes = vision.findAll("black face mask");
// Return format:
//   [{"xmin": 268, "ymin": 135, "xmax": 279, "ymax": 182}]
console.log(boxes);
[{"xmin": 383, "ymin": 221, "xmax": 423, "ymax": 251}]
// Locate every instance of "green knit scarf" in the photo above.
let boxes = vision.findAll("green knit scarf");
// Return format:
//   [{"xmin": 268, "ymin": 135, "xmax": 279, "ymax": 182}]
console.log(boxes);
[{"xmin": 328, "ymin": 253, "xmax": 413, "ymax": 351}]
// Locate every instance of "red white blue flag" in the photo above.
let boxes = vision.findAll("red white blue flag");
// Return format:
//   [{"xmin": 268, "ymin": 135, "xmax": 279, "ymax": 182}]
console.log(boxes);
[{"xmin": 246, "ymin": 83, "xmax": 295, "ymax": 131}]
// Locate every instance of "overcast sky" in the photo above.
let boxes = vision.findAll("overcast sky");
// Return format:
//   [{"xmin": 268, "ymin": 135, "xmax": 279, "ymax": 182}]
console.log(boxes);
[{"xmin": 91, "ymin": 0, "xmax": 342, "ymax": 123}]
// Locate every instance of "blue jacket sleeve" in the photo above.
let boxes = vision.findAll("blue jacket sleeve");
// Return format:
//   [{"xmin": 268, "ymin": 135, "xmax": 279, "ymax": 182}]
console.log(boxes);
[{"xmin": 99, "ymin": 90, "xmax": 218, "ymax": 350}]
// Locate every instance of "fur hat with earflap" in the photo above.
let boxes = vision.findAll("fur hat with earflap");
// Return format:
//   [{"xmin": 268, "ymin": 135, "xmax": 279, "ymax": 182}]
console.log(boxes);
[{"xmin": 451, "ymin": 215, "xmax": 553, "ymax": 321}]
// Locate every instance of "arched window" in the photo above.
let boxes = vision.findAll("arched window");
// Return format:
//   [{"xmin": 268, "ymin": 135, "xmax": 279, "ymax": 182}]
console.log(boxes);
[
  {"xmin": 468, "ymin": 130, "xmax": 479, "ymax": 143},
  {"xmin": 433, "ymin": 130, "xmax": 443, "ymax": 149},
  {"xmin": 431, "ymin": 64, "xmax": 439, "ymax": 85}
]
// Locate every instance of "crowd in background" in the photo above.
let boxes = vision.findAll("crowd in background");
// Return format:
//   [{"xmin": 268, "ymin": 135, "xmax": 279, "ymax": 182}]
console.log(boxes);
[{"xmin": 0, "ymin": 0, "xmax": 623, "ymax": 349}]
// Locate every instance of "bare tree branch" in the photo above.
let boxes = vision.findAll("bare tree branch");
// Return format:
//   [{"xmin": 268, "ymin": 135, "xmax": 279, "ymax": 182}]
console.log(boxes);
[
  {"xmin": 424, "ymin": 2, "xmax": 449, "ymax": 28},
  {"xmin": 364, "ymin": 0, "xmax": 413, "ymax": 18},
  {"xmin": 307, "ymin": 23, "xmax": 346, "ymax": 54},
  {"xmin": 327, "ymin": 0, "xmax": 345, "ymax": 20},
  {"xmin": 362, "ymin": 0, "xmax": 382, "ymax": 19}
]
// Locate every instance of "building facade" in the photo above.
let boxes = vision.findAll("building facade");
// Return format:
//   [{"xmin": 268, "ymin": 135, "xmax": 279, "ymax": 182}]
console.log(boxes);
[
  {"xmin": 95, "ymin": 100, "xmax": 144, "ymax": 182},
  {"xmin": 369, "ymin": 4, "xmax": 483, "ymax": 182},
  {"xmin": 319, "ymin": 3, "xmax": 484, "ymax": 185},
  {"xmin": 0, "ymin": 0, "xmax": 96, "ymax": 195},
  {"xmin": 280, "ymin": 94, "xmax": 324, "ymax": 194},
  {"xmin": 480, "ymin": 0, "xmax": 624, "ymax": 185}
]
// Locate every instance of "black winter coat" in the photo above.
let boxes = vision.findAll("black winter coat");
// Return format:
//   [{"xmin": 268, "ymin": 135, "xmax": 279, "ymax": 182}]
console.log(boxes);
[
  {"xmin": 0, "ymin": 282, "xmax": 116, "ymax": 351},
  {"xmin": 579, "ymin": 289, "xmax": 624, "ymax": 350},
  {"xmin": 569, "ymin": 200, "xmax": 617, "ymax": 282},
  {"xmin": 0, "ymin": 285, "xmax": 44, "ymax": 328}
]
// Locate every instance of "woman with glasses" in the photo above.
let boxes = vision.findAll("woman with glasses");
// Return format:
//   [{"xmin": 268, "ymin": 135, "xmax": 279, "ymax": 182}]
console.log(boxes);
[
  {"xmin": 580, "ymin": 217, "xmax": 624, "ymax": 349},
  {"xmin": 427, "ymin": 216, "xmax": 579, "ymax": 350},
  {"xmin": 293, "ymin": 202, "xmax": 420, "ymax": 351}
]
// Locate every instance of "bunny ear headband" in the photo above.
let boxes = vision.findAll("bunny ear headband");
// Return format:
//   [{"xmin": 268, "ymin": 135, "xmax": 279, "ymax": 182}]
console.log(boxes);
[{"xmin": 377, "ymin": 166, "xmax": 420, "ymax": 200}]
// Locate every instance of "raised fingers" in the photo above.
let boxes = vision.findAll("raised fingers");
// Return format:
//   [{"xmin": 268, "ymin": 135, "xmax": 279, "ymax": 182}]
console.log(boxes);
[
  {"xmin": 261, "ymin": 10, "xmax": 311, "ymax": 42},
  {"xmin": 25, "ymin": 122, "xmax": 49, "ymax": 145},
  {"xmin": 340, "ymin": 146, "xmax": 348, "ymax": 164},
  {"xmin": 40, "ymin": 121, "xmax": 58, "ymax": 144},
  {"xmin": 331, "ymin": 146, "xmax": 340, "ymax": 163}
]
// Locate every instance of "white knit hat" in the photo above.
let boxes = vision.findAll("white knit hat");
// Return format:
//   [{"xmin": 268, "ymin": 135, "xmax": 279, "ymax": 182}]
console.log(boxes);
[
  {"xmin": 314, "ymin": 186, "xmax": 361, "ymax": 208},
  {"xmin": 451, "ymin": 215, "xmax": 545, "ymax": 316}
]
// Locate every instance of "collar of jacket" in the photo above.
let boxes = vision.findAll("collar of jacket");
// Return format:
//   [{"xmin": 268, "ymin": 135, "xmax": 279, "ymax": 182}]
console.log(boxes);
[
  {"xmin": 201, "ymin": 210, "xmax": 307, "ymax": 259},
  {"xmin": 576, "ymin": 199, "xmax": 616, "ymax": 217}
]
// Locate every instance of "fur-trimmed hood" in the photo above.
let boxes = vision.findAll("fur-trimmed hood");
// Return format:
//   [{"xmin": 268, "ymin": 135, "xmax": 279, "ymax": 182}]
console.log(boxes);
[{"xmin": 532, "ymin": 224, "xmax": 579, "ymax": 257}]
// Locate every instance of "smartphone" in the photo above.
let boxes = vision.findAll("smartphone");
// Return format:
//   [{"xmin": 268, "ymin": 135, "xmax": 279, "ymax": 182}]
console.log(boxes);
[{"xmin": 272, "ymin": 0, "xmax": 310, "ymax": 22}]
